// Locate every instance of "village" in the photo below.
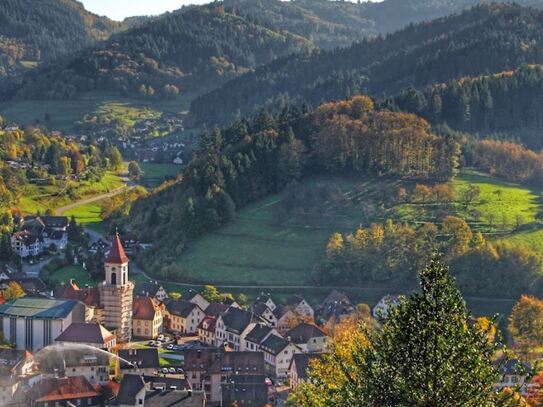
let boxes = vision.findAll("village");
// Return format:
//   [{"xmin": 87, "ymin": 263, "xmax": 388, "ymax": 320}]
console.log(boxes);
[{"xmin": 0, "ymin": 215, "xmax": 531, "ymax": 406}]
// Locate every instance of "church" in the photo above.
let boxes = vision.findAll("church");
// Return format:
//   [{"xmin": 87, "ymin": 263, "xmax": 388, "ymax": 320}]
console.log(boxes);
[{"xmin": 98, "ymin": 233, "xmax": 134, "ymax": 341}]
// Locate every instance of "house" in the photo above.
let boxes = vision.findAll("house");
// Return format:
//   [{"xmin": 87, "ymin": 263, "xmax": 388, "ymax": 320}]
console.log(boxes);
[
  {"xmin": 25, "ymin": 376, "xmax": 103, "ymax": 407},
  {"xmin": 37, "ymin": 346, "xmax": 110, "ymax": 385},
  {"xmin": 10, "ymin": 231, "xmax": 42, "ymax": 258},
  {"xmin": 132, "ymin": 297, "xmax": 163, "ymax": 339},
  {"xmin": 275, "ymin": 307, "xmax": 303, "ymax": 334},
  {"xmin": 241, "ymin": 323, "xmax": 276, "ymax": 352},
  {"xmin": 253, "ymin": 302, "xmax": 278, "ymax": 328},
  {"xmin": 373, "ymin": 295, "xmax": 401, "ymax": 321},
  {"xmin": 55, "ymin": 322, "xmax": 116, "ymax": 351},
  {"xmin": 285, "ymin": 323, "xmax": 329, "ymax": 353},
  {"xmin": 254, "ymin": 293, "xmax": 277, "ymax": 312},
  {"xmin": 165, "ymin": 299, "xmax": 205, "ymax": 334},
  {"xmin": 0, "ymin": 349, "xmax": 36, "ymax": 406},
  {"xmin": 55, "ymin": 280, "xmax": 103, "ymax": 323},
  {"xmin": 173, "ymin": 157, "xmax": 184, "ymax": 165},
  {"xmin": 203, "ymin": 302, "xmax": 229, "ymax": 319},
  {"xmin": 198, "ymin": 316, "xmax": 217, "ymax": 346},
  {"xmin": 115, "ymin": 374, "xmax": 204, "ymax": 407},
  {"xmin": 289, "ymin": 353, "xmax": 322, "ymax": 390},
  {"xmin": 221, "ymin": 375, "xmax": 269, "ymax": 407},
  {"xmin": 0, "ymin": 277, "xmax": 49, "ymax": 297},
  {"xmin": 259, "ymin": 334, "xmax": 300, "ymax": 378},
  {"xmin": 184, "ymin": 348, "xmax": 267, "ymax": 405},
  {"xmin": 316, "ymin": 289, "xmax": 354, "ymax": 325},
  {"xmin": 285, "ymin": 295, "xmax": 314, "ymax": 320},
  {"xmin": 186, "ymin": 290, "xmax": 210, "ymax": 311},
  {"xmin": 136, "ymin": 281, "xmax": 168, "ymax": 302},
  {"xmin": 0, "ymin": 298, "xmax": 85, "ymax": 351},
  {"xmin": 215, "ymin": 307, "xmax": 256, "ymax": 350},
  {"xmin": 495, "ymin": 359, "xmax": 531, "ymax": 395},
  {"xmin": 118, "ymin": 348, "xmax": 160, "ymax": 375}
]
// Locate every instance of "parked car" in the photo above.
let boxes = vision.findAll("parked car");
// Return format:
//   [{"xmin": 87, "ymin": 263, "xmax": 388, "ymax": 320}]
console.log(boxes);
[
  {"xmin": 166, "ymin": 344, "xmax": 174, "ymax": 350},
  {"xmin": 169, "ymin": 367, "xmax": 176, "ymax": 374},
  {"xmin": 158, "ymin": 334, "xmax": 165, "ymax": 342}
]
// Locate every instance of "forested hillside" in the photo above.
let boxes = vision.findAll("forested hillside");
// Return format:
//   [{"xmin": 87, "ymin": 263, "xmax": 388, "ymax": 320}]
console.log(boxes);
[
  {"xmin": 191, "ymin": 4, "xmax": 543, "ymax": 125},
  {"xmin": 0, "ymin": 0, "xmax": 121, "ymax": 79},
  {"xmin": 126, "ymin": 96, "xmax": 459, "ymax": 274},
  {"xmin": 6, "ymin": 4, "xmax": 313, "ymax": 101}
]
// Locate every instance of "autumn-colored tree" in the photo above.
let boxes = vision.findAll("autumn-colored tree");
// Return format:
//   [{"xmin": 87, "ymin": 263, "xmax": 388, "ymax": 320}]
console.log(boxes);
[
  {"xmin": 526, "ymin": 371, "xmax": 543, "ymax": 406},
  {"xmin": 4, "ymin": 281, "xmax": 25, "ymax": 301},
  {"xmin": 509, "ymin": 295, "xmax": 543, "ymax": 345},
  {"xmin": 443, "ymin": 216, "xmax": 473, "ymax": 257},
  {"xmin": 169, "ymin": 292, "xmax": 182, "ymax": 301}
]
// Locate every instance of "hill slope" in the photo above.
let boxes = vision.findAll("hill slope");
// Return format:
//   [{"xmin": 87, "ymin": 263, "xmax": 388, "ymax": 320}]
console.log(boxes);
[
  {"xmin": 190, "ymin": 4, "xmax": 543, "ymax": 124},
  {"xmin": 0, "ymin": 0, "xmax": 121, "ymax": 79},
  {"xmin": 7, "ymin": 4, "xmax": 312, "ymax": 101}
]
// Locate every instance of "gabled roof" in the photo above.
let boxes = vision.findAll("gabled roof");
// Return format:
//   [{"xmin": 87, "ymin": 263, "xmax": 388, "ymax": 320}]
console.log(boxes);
[
  {"xmin": 166, "ymin": 299, "xmax": 199, "ymax": 318},
  {"xmin": 221, "ymin": 307, "xmax": 253, "ymax": 335},
  {"xmin": 37, "ymin": 347, "xmax": 109, "ymax": 371},
  {"xmin": 119, "ymin": 348, "xmax": 160, "ymax": 369},
  {"xmin": 285, "ymin": 323, "xmax": 327, "ymax": 344},
  {"xmin": 55, "ymin": 322, "xmax": 114, "ymax": 344},
  {"xmin": 24, "ymin": 216, "xmax": 68, "ymax": 229},
  {"xmin": 286, "ymin": 295, "xmax": 306, "ymax": 307},
  {"xmin": 260, "ymin": 335, "xmax": 291, "ymax": 356},
  {"xmin": 26, "ymin": 376, "xmax": 100, "ymax": 403},
  {"xmin": 55, "ymin": 281, "xmax": 101, "ymax": 307},
  {"xmin": 198, "ymin": 316, "xmax": 216, "ymax": 332},
  {"xmin": 116, "ymin": 374, "xmax": 145, "ymax": 405},
  {"xmin": 208, "ymin": 351, "xmax": 265, "ymax": 375},
  {"xmin": 289, "ymin": 353, "xmax": 322, "ymax": 380},
  {"xmin": 133, "ymin": 297, "xmax": 161, "ymax": 320},
  {"xmin": 253, "ymin": 302, "xmax": 274, "ymax": 319},
  {"xmin": 322, "ymin": 290, "xmax": 351, "ymax": 306},
  {"xmin": 105, "ymin": 233, "xmax": 129, "ymax": 264},
  {"xmin": 0, "ymin": 298, "xmax": 80, "ymax": 319},
  {"xmin": 245, "ymin": 324, "xmax": 273, "ymax": 344},
  {"xmin": 204, "ymin": 302, "xmax": 229, "ymax": 318},
  {"xmin": 145, "ymin": 390, "xmax": 204, "ymax": 406},
  {"xmin": 137, "ymin": 281, "xmax": 162, "ymax": 298}
]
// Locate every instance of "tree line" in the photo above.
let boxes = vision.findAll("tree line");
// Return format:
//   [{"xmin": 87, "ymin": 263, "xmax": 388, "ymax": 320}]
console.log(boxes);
[{"xmin": 126, "ymin": 96, "xmax": 459, "ymax": 276}]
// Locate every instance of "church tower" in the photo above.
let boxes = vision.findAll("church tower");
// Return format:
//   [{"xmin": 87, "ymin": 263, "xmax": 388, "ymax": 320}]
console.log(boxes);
[{"xmin": 99, "ymin": 233, "xmax": 134, "ymax": 342}]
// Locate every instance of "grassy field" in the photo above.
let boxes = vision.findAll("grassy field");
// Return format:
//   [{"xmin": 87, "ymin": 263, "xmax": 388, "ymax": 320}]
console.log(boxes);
[
  {"xmin": 169, "ymin": 170, "xmax": 541, "ymax": 316},
  {"xmin": 63, "ymin": 200, "xmax": 107, "ymax": 234},
  {"xmin": 16, "ymin": 171, "xmax": 124, "ymax": 215},
  {"xmin": 50, "ymin": 265, "xmax": 92, "ymax": 286},
  {"xmin": 0, "ymin": 91, "xmax": 192, "ymax": 133},
  {"xmin": 140, "ymin": 163, "xmax": 181, "ymax": 188}
]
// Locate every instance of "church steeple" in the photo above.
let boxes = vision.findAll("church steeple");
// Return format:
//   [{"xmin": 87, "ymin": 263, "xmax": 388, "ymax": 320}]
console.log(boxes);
[{"xmin": 105, "ymin": 232, "xmax": 129, "ymax": 287}]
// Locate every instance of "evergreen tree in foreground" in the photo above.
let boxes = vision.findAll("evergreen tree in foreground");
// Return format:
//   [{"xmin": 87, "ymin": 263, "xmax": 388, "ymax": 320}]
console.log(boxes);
[{"xmin": 295, "ymin": 256, "xmax": 509, "ymax": 407}]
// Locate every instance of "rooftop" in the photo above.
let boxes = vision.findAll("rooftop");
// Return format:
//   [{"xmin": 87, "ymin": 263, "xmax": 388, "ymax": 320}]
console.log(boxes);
[
  {"xmin": 54, "ymin": 322, "xmax": 114, "ymax": 344},
  {"xmin": 105, "ymin": 233, "xmax": 129, "ymax": 264},
  {"xmin": 0, "ymin": 298, "xmax": 80, "ymax": 319}
]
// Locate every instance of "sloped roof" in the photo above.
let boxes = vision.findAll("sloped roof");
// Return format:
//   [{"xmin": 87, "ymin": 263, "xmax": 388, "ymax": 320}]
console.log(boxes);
[
  {"xmin": 260, "ymin": 335, "xmax": 290, "ymax": 355},
  {"xmin": 37, "ymin": 347, "xmax": 109, "ymax": 372},
  {"xmin": 286, "ymin": 295, "xmax": 306, "ymax": 307},
  {"xmin": 0, "ymin": 298, "xmax": 79, "ymax": 319},
  {"xmin": 253, "ymin": 302, "xmax": 273, "ymax": 319},
  {"xmin": 222, "ymin": 307, "xmax": 253, "ymax": 334},
  {"xmin": 198, "ymin": 316, "xmax": 216, "ymax": 332},
  {"xmin": 55, "ymin": 322, "xmax": 114, "ymax": 344},
  {"xmin": 204, "ymin": 302, "xmax": 229, "ymax": 318},
  {"xmin": 56, "ymin": 282, "xmax": 101, "ymax": 308},
  {"xmin": 119, "ymin": 348, "xmax": 160, "ymax": 369},
  {"xmin": 26, "ymin": 376, "xmax": 99, "ymax": 402},
  {"xmin": 285, "ymin": 323, "xmax": 326, "ymax": 344},
  {"xmin": 245, "ymin": 324, "xmax": 273, "ymax": 344},
  {"xmin": 105, "ymin": 233, "xmax": 129, "ymax": 264},
  {"xmin": 208, "ymin": 351, "xmax": 265, "ymax": 375},
  {"xmin": 137, "ymin": 281, "xmax": 161, "ymax": 297},
  {"xmin": 145, "ymin": 390, "xmax": 205, "ymax": 406},
  {"xmin": 116, "ymin": 374, "xmax": 145, "ymax": 405},
  {"xmin": 166, "ymin": 299, "xmax": 198, "ymax": 318},
  {"xmin": 133, "ymin": 297, "xmax": 161, "ymax": 320},
  {"xmin": 322, "ymin": 290, "xmax": 350, "ymax": 306},
  {"xmin": 289, "ymin": 353, "xmax": 322, "ymax": 380}
]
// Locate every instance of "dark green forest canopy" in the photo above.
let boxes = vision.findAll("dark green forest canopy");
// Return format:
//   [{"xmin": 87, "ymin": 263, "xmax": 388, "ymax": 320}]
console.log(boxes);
[
  {"xmin": 190, "ymin": 4, "xmax": 543, "ymax": 126},
  {"xmin": 0, "ymin": 0, "xmax": 121, "ymax": 79}
]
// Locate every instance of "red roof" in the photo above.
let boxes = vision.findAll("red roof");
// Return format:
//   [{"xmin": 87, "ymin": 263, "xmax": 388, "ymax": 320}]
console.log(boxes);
[
  {"xmin": 105, "ymin": 233, "xmax": 129, "ymax": 264},
  {"xmin": 133, "ymin": 297, "xmax": 161, "ymax": 320},
  {"xmin": 29, "ymin": 376, "xmax": 100, "ymax": 402}
]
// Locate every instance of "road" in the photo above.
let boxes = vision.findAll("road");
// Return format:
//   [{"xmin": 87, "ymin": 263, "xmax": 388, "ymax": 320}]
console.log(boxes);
[{"xmin": 55, "ymin": 184, "xmax": 131, "ymax": 216}]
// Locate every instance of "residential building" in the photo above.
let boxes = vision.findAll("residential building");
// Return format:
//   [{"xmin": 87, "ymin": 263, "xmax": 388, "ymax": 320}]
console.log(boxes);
[
  {"xmin": 203, "ymin": 302, "xmax": 229, "ymax": 319},
  {"xmin": 11, "ymin": 216, "xmax": 69, "ymax": 258},
  {"xmin": 289, "ymin": 353, "xmax": 322, "ymax": 390},
  {"xmin": 99, "ymin": 233, "xmax": 134, "ymax": 341},
  {"xmin": 285, "ymin": 323, "xmax": 329, "ymax": 353},
  {"xmin": 10, "ymin": 231, "xmax": 42, "ymax": 258},
  {"xmin": 132, "ymin": 297, "xmax": 163, "ymax": 339},
  {"xmin": 55, "ymin": 322, "xmax": 116, "ymax": 351},
  {"xmin": 252, "ymin": 302, "xmax": 278, "ymax": 327},
  {"xmin": 215, "ymin": 307, "xmax": 256, "ymax": 350},
  {"xmin": 260, "ymin": 334, "xmax": 300, "ymax": 378},
  {"xmin": 37, "ymin": 346, "xmax": 110, "ymax": 385},
  {"xmin": 0, "ymin": 297, "xmax": 85, "ymax": 351},
  {"xmin": 25, "ymin": 376, "xmax": 103, "ymax": 407},
  {"xmin": 285, "ymin": 295, "xmax": 314, "ymax": 320},
  {"xmin": 184, "ymin": 348, "xmax": 267, "ymax": 405},
  {"xmin": 165, "ymin": 300, "xmax": 204, "ymax": 334},
  {"xmin": 136, "ymin": 281, "xmax": 168, "ymax": 302},
  {"xmin": 0, "ymin": 349, "xmax": 37, "ymax": 406},
  {"xmin": 118, "ymin": 348, "xmax": 160, "ymax": 376},
  {"xmin": 275, "ymin": 307, "xmax": 302, "ymax": 334},
  {"xmin": 221, "ymin": 374, "xmax": 269, "ymax": 407},
  {"xmin": 185, "ymin": 290, "xmax": 210, "ymax": 311},
  {"xmin": 198, "ymin": 316, "xmax": 217, "ymax": 346},
  {"xmin": 254, "ymin": 293, "xmax": 277, "ymax": 312},
  {"xmin": 241, "ymin": 323, "xmax": 276, "ymax": 352},
  {"xmin": 495, "ymin": 359, "xmax": 531, "ymax": 395},
  {"xmin": 316, "ymin": 289, "xmax": 354, "ymax": 325}
]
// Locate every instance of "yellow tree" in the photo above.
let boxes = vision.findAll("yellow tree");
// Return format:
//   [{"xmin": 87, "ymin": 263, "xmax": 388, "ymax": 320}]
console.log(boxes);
[
  {"xmin": 4, "ymin": 281, "xmax": 25, "ymax": 301},
  {"xmin": 509, "ymin": 295, "xmax": 543, "ymax": 345}
]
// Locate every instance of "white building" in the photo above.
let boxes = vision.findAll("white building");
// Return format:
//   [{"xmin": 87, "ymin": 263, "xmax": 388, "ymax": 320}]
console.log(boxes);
[{"xmin": 0, "ymin": 298, "xmax": 85, "ymax": 351}]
